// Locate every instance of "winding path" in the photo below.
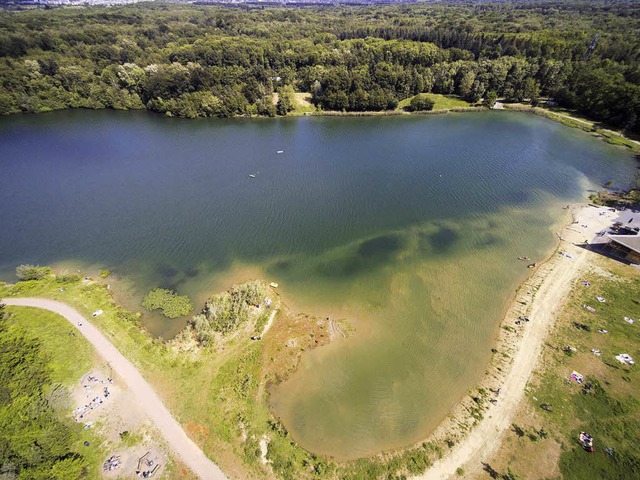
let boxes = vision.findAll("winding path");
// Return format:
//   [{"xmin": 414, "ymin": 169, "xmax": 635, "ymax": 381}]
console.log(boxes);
[{"xmin": 2, "ymin": 298, "xmax": 228, "ymax": 480}]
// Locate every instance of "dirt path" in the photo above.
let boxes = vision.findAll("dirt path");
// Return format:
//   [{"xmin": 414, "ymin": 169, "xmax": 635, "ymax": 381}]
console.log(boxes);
[
  {"xmin": 505, "ymin": 106, "xmax": 640, "ymax": 148},
  {"xmin": 415, "ymin": 205, "xmax": 616, "ymax": 479},
  {"xmin": 1, "ymin": 298, "xmax": 228, "ymax": 480},
  {"xmin": 260, "ymin": 309, "xmax": 278, "ymax": 338},
  {"xmin": 550, "ymin": 111, "xmax": 640, "ymax": 146}
]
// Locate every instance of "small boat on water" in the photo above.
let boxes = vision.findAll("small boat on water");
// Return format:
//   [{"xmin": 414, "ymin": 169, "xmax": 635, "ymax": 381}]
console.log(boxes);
[
  {"xmin": 277, "ymin": 150, "xmax": 284, "ymax": 154},
  {"xmin": 518, "ymin": 256, "xmax": 530, "ymax": 261},
  {"xmin": 527, "ymin": 263, "xmax": 537, "ymax": 269},
  {"xmin": 249, "ymin": 174, "xmax": 256, "ymax": 178}
]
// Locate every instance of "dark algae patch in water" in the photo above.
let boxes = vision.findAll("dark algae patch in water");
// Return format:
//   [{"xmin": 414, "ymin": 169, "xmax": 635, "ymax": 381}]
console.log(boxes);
[
  {"xmin": 317, "ymin": 233, "xmax": 406, "ymax": 278},
  {"xmin": 357, "ymin": 234, "xmax": 404, "ymax": 259},
  {"xmin": 427, "ymin": 226, "xmax": 460, "ymax": 253}
]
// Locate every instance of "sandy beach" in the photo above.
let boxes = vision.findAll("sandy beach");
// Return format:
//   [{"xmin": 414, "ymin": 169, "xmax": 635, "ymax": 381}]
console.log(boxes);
[{"xmin": 414, "ymin": 203, "xmax": 620, "ymax": 479}]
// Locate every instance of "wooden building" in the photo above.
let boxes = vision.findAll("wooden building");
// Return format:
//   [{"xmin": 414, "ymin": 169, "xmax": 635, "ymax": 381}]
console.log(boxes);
[{"xmin": 605, "ymin": 235, "xmax": 640, "ymax": 264}]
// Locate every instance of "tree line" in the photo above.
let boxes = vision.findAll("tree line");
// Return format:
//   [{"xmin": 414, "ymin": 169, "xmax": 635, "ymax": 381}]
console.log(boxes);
[{"xmin": 0, "ymin": 1, "xmax": 638, "ymax": 132}]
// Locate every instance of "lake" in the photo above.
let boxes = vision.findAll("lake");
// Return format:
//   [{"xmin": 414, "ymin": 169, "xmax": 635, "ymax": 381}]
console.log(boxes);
[{"xmin": 0, "ymin": 110, "xmax": 636, "ymax": 459}]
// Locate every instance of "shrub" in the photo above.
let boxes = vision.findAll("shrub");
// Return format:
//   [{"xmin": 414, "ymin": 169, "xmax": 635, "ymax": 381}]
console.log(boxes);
[
  {"xmin": 16, "ymin": 264, "xmax": 51, "ymax": 281},
  {"xmin": 189, "ymin": 281, "xmax": 269, "ymax": 343},
  {"xmin": 116, "ymin": 309, "xmax": 140, "ymax": 325},
  {"xmin": 407, "ymin": 94, "xmax": 435, "ymax": 112},
  {"xmin": 142, "ymin": 288, "xmax": 192, "ymax": 318},
  {"xmin": 202, "ymin": 281, "xmax": 268, "ymax": 334},
  {"xmin": 483, "ymin": 91, "xmax": 498, "ymax": 108},
  {"xmin": 55, "ymin": 273, "xmax": 81, "ymax": 284}
]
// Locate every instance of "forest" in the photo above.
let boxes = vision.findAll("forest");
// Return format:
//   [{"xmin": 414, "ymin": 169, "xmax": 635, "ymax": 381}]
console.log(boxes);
[
  {"xmin": 0, "ymin": 303, "xmax": 88, "ymax": 480},
  {"xmin": 0, "ymin": 1, "xmax": 638, "ymax": 132}
]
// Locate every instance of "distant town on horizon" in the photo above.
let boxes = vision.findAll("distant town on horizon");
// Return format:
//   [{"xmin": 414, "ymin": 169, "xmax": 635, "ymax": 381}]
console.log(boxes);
[{"xmin": 7, "ymin": 0, "xmax": 417, "ymax": 7}]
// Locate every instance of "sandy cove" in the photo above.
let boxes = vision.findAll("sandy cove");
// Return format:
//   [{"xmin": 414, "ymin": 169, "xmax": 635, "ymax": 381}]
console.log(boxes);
[{"xmin": 411, "ymin": 203, "xmax": 620, "ymax": 479}]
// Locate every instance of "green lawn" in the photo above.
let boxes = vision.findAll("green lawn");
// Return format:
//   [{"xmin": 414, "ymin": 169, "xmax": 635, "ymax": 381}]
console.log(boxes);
[
  {"xmin": 397, "ymin": 94, "xmax": 473, "ymax": 111},
  {"xmin": 548, "ymin": 264, "xmax": 640, "ymax": 479},
  {"xmin": 291, "ymin": 92, "xmax": 316, "ymax": 115},
  {"xmin": 6, "ymin": 306, "xmax": 97, "ymax": 387},
  {"xmin": 1, "ymin": 304, "xmax": 107, "ymax": 480},
  {"xmin": 489, "ymin": 259, "xmax": 640, "ymax": 479}
]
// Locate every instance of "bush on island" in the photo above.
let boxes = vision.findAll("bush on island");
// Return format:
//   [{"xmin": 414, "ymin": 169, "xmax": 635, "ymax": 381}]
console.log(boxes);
[
  {"xmin": 142, "ymin": 288, "xmax": 192, "ymax": 318},
  {"xmin": 407, "ymin": 94, "xmax": 435, "ymax": 112}
]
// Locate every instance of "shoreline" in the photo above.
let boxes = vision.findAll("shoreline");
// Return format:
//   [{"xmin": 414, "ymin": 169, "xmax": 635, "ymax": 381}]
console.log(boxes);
[
  {"xmin": 407, "ymin": 202, "xmax": 619, "ymax": 478},
  {"xmin": 503, "ymin": 104, "xmax": 640, "ymax": 154},
  {"xmin": 5, "ymin": 103, "xmax": 637, "ymax": 155},
  {"xmin": 299, "ymin": 106, "xmax": 484, "ymax": 117},
  {"xmin": 2, "ymin": 103, "xmax": 637, "ymax": 475},
  {"xmin": 0, "ymin": 202, "xmax": 626, "ymax": 478}
]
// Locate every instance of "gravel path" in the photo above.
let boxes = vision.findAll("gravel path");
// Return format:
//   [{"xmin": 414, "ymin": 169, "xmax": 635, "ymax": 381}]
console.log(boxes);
[{"xmin": 1, "ymin": 298, "xmax": 228, "ymax": 480}]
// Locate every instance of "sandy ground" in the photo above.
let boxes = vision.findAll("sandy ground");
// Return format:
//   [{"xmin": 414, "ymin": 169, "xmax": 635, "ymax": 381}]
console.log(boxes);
[
  {"xmin": 0, "ymin": 298, "xmax": 228, "ymax": 480},
  {"xmin": 415, "ymin": 204, "xmax": 619, "ymax": 479},
  {"xmin": 73, "ymin": 369, "xmax": 168, "ymax": 478}
]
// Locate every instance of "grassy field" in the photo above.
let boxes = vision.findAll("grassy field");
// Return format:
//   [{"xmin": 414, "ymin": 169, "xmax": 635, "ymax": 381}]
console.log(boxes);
[
  {"xmin": 272, "ymin": 92, "xmax": 316, "ymax": 116},
  {"xmin": 291, "ymin": 92, "xmax": 316, "ymax": 115},
  {"xmin": 282, "ymin": 92, "xmax": 472, "ymax": 115},
  {"xmin": 3, "ymin": 306, "xmax": 109, "ymax": 479},
  {"xmin": 397, "ymin": 94, "xmax": 474, "ymax": 111},
  {"xmin": 486, "ymin": 256, "xmax": 640, "ymax": 479},
  {"xmin": 4, "ymin": 297, "xmax": 189, "ymax": 480},
  {"xmin": 1, "ymin": 277, "xmax": 318, "ymax": 478},
  {"xmin": 6, "ymin": 307, "xmax": 97, "ymax": 386}
]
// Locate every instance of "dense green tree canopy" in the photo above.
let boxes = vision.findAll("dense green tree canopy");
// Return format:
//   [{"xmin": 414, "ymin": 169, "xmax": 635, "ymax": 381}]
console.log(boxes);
[
  {"xmin": 0, "ymin": 2, "xmax": 638, "ymax": 131},
  {"xmin": 0, "ymin": 304, "xmax": 88, "ymax": 479}
]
